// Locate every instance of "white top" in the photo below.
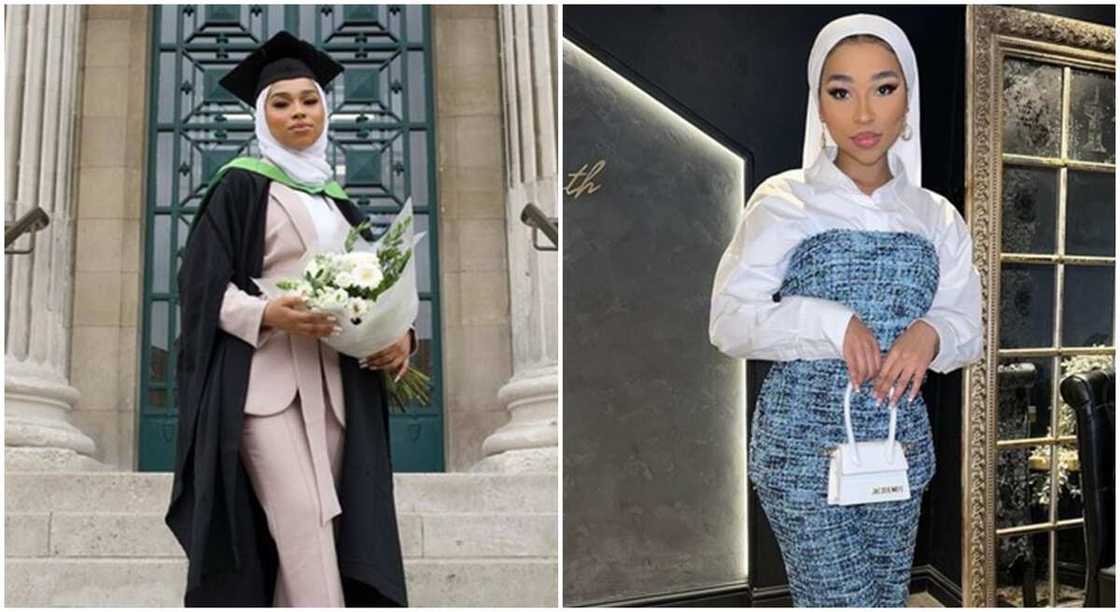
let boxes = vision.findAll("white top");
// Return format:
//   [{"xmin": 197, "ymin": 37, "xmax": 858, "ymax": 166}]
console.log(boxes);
[
  {"xmin": 297, "ymin": 190, "xmax": 350, "ymax": 252},
  {"xmin": 708, "ymin": 148, "xmax": 983, "ymax": 374}
]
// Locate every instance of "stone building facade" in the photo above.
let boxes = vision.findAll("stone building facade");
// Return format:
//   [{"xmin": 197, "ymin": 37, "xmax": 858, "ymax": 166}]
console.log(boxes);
[
  {"xmin": 5, "ymin": 3, "xmax": 557, "ymax": 474},
  {"xmin": 4, "ymin": 4, "xmax": 557, "ymax": 605}
]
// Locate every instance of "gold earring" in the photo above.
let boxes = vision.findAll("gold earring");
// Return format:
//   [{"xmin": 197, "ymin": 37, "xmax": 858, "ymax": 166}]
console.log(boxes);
[{"xmin": 901, "ymin": 122, "xmax": 912, "ymax": 141}]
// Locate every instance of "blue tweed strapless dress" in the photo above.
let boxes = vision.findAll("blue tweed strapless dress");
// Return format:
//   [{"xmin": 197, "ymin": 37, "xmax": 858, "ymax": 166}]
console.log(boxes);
[{"xmin": 748, "ymin": 228, "xmax": 940, "ymax": 498}]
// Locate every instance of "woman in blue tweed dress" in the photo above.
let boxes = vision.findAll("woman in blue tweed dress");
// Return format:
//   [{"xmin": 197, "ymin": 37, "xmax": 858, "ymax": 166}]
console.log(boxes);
[{"xmin": 709, "ymin": 15, "xmax": 983, "ymax": 607}]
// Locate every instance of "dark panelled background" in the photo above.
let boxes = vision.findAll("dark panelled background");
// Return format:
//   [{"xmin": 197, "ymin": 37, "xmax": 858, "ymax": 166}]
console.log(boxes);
[
  {"xmin": 562, "ymin": 39, "xmax": 749, "ymax": 605},
  {"xmin": 563, "ymin": 3, "xmax": 1113, "ymax": 605}
]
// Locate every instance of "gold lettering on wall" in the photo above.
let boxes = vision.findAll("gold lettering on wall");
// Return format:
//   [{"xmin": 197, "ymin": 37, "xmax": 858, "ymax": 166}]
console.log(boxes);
[{"xmin": 564, "ymin": 160, "xmax": 606, "ymax": 199}]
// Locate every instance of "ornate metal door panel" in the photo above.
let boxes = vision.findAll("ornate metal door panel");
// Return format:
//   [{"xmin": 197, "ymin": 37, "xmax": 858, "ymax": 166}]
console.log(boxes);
[{"xmin": 140, "ymin": 5, "xmax": 443, "ymax": 472}]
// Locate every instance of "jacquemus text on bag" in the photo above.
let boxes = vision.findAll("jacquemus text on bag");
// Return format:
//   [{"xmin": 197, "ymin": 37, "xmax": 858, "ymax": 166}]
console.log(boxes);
[{"xmin": 827, "ymin": 381, "xmax": 911, "ymax": 505}]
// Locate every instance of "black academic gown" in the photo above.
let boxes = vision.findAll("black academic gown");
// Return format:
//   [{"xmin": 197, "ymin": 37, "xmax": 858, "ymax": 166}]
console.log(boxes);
[{"xmin": 164, "ymin": 168, "xmax": 409, "ymax": 607}]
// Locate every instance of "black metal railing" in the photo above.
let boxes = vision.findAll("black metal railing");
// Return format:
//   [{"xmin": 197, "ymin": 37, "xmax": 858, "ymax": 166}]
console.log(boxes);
[
  {"xmin": 5, "ymin": 205, "xmax": 50, "ymax": 255},
  {"xmin": 520, "ymin": 203, "xmax": 557, "ymax": 251}
]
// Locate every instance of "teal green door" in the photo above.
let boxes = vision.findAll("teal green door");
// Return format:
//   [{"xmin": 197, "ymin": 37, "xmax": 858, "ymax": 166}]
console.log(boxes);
[{"xmin": 139, "ymin": 5, "xmax": 444, "ymax": 472}]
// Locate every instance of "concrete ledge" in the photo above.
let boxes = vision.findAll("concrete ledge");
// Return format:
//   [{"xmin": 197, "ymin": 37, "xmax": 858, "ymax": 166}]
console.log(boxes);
[
  {"xmin": 5, "ymin": 472, "xmax": 558, "ymax": 606},
  {"xmin": 5, "ymin": 472, "xmax": 168, "ymax": 513},
  {"xmin": 4, "ymin": 512, "xmax": 50, "ymax": 557},
  {"xmin": 7, "ymin": 512, "xmax": 555, "ymax": 559},
  {"xmin": 422, "ymin": 513, "xmax": 556, "ymax": 558},
  {"xmin": 5, "ymin": 472, "xmax": 557, "ymax": 514},
  {"xmin": 45, "ymin": 512, "xmax": 180, "ymax": 558},
  {"xmin": 5, "ymin": 558, "xmax": 187, "ymax": 607},
  {"xmin": 393, "ymin": 473, "xmax": 557, "ymax": 513},
  {"xmin": 406, "ymin": 558, "xmax": 558, "ymax": 607},
  {"xmin": 5, "ymin": 558, "xmax": 558, "ymax": 607}
]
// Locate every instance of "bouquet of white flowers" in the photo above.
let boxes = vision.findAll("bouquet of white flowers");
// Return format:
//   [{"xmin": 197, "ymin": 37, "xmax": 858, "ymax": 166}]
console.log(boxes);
[{"xmin": 253, "ymin": 197, "xmax": 430, "ymax": 411}]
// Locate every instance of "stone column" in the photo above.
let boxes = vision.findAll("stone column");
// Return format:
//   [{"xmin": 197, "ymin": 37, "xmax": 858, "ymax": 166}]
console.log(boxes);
[
  {"xmin": 4, "ymin": 5, "xmax": 101, "ymax": 471},
  {"xmin": 473, "ymin": 5, "xmax": 558, "ymax": 473}
]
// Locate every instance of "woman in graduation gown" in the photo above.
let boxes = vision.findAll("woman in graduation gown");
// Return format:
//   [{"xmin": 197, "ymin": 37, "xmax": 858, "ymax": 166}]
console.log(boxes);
[
  {"xmin": 164, "ymin": 31, "xmax": 412, "ymax": 607},
  {"xmin": 709, "ymin": 15, "xmax": 982, "ymax": 607}
]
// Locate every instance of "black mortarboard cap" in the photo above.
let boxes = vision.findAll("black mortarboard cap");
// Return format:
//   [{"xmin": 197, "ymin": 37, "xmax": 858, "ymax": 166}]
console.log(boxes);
[{"xmin": 218, "ymin": 30, "xmax": 343, "ymax": 106}]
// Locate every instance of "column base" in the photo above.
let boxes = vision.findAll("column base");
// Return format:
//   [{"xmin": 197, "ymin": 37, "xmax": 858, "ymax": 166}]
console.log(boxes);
[
  {"xmin": 470, "ymin": 446, "xmax": 558, "ymax": 473},
  {"xmin": 474, "ymin": 365, "xmax": 557, "ymax": 473},
  {"xmin": 5, "ymin": 446, "xmax": 108, "ymax": 472},
  {"xmin": 5, "ymin": 360, "xmax": 101, "ymax": 468}
]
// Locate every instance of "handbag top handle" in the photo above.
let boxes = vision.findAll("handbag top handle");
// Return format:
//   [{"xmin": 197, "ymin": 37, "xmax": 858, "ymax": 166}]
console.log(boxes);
[{"xmin": 843, "ymin": 381, "xmax": 899, "ymax": 464}]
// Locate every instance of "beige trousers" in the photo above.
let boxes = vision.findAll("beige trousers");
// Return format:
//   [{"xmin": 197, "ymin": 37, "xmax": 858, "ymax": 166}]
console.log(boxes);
[{"xmin": 240, "ymin": 389, "xmax": 346, "ymax": 607}]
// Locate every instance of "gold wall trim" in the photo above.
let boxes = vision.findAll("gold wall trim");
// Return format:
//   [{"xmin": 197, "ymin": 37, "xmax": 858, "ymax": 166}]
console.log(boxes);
[
  {"xmin": 1003, "ymin": 153, "xmax": 1115, "ymax": 171},
  {"xmin": 996, "ymin": 518, "xmax": 1085, "ymax": 538},
  {"xmin": 997, "ymin": 346, "xmax": 1114, "ymax": 358},
  {"xmin": 999, "ymin": 253, "xmax": 1113, "ymax": 265},
  {"xmin": 964, "ymin": 5, "xmax": 1114, "ymax": 607}
]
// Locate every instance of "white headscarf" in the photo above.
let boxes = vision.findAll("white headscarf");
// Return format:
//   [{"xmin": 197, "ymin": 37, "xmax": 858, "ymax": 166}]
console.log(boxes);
[
  {"xmin": 254, "ymin": 79, "xmax": 333, "ymax": 186},
  {"xmin": 802, "ymin": 14, "xmax": 923, "ymax": 187}
]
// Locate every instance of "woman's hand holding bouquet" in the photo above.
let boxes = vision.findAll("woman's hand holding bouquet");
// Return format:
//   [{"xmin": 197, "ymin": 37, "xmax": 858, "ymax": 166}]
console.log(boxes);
[
  {"xmin": 359, "ymin": 332, "xmax": 412, "ymax": 381},
  {"xmin": 262, "ymin": 295, "xmax": 338, "ymax": 338},
  {"xmin": 253, "ymin": 198, "xmax": 430, "ymax": 411}
]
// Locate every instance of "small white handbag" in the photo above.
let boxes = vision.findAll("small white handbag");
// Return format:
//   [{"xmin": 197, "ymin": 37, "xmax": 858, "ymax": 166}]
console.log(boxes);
[{"xmin": 826, "ymin": 381, "xmax": 911, "ymax": 506}]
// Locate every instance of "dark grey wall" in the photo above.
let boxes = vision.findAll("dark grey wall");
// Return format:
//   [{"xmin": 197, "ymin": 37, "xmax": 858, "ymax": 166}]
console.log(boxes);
[{"xmin": 562, "ymin": 39, "xmax": 749, "ymax": 605}]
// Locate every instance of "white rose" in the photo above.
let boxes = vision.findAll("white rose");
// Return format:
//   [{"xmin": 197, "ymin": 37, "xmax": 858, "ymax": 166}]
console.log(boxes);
[
  {"xmin": 351, "ymin": 262, "xmax": 384, "ymax": 289},
  {"xmin": 334, "ymin": 271, "xmax": 356, "ymax": 289},
  {"xmin": 342, "ymin": 250, "xmax": 379, "ymax": 268}
]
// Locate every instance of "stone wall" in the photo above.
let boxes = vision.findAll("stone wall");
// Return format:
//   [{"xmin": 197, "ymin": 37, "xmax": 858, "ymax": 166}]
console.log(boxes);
[
  {"xmin": 69, "ymin": 5, "xmax": 149, "ymax": 469},
  {"xmin": 431, "ymin": 6, "xmax": 514, "ymax": 471}
]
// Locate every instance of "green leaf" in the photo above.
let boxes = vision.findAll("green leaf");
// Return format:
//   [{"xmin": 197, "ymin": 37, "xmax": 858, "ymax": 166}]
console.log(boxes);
[{"xmin": 345, "ymin": 219, "xmax": 374, "ymax": 252}]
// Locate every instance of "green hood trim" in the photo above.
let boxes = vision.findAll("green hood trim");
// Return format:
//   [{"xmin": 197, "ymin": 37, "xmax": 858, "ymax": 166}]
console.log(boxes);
[
  {"xmin": 187, "ymin": 156, "xmax": 351, "ymax": 237},
  {"xmin": 209, "ymin": 156, "xmax": 351, "ymax": 201}
]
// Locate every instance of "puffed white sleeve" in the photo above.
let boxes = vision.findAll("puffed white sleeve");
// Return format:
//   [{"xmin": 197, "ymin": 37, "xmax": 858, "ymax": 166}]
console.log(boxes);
[
  {"xmin": 910, "ymin": 197, "xmax": 983, "ymax": 373},
  {"xmin": 708, "ymin": 194, "xmax": 856, "ymax": 361}
]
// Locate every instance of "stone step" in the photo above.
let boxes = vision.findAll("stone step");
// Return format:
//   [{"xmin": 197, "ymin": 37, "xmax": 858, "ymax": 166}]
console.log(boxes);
[
  {"xmin": 5, "ymin": 471, "xmax": 557, "ymax": 514},
  {"xmin": 6, "ymin": 511, "xmax": 557, "ymax": 560},
  {"xmin": 5, "ymin": 557, "xmax": 558, "ymax": 607}
]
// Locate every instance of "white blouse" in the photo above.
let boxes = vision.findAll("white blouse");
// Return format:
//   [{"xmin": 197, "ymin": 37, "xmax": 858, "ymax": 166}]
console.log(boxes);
[
  {"xmin": 708, "ymin": 148, "xmax": 983, "ymax": 374},
  {"xmin": 297, "ymin": 191, "xmax": 350, "ymax": 252}
]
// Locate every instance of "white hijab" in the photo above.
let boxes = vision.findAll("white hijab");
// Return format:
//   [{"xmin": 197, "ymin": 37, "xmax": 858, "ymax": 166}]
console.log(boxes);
[
  {"xmin": 255, "ymin": 79, "xmax": 350, "ymax": 250},
  {"xmin": 802, "ymin": 14, "xmax": 923, "ymax": 187},
  {"xmin": 254, "ymin": 79, "xmax": 333, "ymax": 186}
]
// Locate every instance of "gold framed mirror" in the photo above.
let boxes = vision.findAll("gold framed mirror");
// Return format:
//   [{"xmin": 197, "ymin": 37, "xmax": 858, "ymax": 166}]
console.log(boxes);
[{"xmin": 964, "ymin": 6, "xmax": 1114, "ymax": 607}]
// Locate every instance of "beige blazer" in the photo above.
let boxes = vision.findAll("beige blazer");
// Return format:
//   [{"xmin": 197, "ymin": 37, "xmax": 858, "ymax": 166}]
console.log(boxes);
[{"xmin": 219, "ymin": 181, "xmax": 416, "ymax": 425}]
